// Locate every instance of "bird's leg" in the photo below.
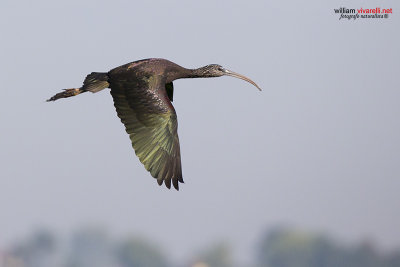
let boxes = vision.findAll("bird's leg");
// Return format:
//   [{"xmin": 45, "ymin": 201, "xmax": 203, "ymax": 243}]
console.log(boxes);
[{"xmin": 46, "ymin": 88, "xmax": 84, "ymax": 102}]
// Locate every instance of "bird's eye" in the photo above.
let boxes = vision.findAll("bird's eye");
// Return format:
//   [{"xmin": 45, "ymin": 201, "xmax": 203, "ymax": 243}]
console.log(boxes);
[{"xmin": 217, "ymin": 66, "xmax": 224, "ymax": 71}]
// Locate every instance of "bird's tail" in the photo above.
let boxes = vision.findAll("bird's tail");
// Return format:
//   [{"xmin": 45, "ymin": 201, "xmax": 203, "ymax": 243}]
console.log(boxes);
[{"xmin": 47, "ymin": 72, "xmax": 110, "ymax": 102}]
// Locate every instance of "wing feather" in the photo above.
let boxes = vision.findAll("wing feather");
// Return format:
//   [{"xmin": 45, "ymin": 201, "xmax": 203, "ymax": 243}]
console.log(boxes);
[{"xmin": 110, "ymin": 76, "xmax": 183, "ymax": 190}]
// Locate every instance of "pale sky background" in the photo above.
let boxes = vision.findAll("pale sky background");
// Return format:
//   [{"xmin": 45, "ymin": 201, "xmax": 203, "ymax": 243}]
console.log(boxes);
[{"xmin": 0, "ymin": 0, "xmax": 399, "ymax": 264}]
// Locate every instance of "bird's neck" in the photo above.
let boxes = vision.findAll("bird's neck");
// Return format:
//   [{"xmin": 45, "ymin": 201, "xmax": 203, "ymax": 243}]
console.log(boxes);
[
  {"xmin": 185, "ymin": 66, "xmax": 210, "ymax": 78},
  {"xmin": 173, "ymin": 66, "xmax": 210, "ymax": 79},
  {"xmin": 166, "ymin": 65, "xmax": 210, "ymax": 83}
]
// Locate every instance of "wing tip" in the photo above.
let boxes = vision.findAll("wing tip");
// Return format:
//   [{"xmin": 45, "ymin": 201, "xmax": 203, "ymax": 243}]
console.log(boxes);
[{"xmin": 156, "ymin": 176, "xmax": 184, "ymax": 191}]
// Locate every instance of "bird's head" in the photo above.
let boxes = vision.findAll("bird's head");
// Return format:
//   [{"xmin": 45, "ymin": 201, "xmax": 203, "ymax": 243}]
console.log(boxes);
[{"xmin": 199, "ymin": 64, "xmax": 261, "ymax": 91}]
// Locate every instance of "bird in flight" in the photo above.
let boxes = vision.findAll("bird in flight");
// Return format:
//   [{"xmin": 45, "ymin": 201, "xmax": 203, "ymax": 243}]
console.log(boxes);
[{"xmin": 48, "ymin": 58, "xmax": 261, "ymax": 190}]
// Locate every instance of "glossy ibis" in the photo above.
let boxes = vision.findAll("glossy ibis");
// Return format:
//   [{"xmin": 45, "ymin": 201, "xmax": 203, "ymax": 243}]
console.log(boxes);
[{"xmin": 47, "ymin": 58, "xmax": 261, "ymax": 190}]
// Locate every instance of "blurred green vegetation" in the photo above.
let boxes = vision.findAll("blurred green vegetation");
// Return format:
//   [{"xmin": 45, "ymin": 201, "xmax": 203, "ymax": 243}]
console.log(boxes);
[
  {"xmin": 2, "ymin": 227, "xmax": 399, "ymax": 267},
  {"xmin": 257, "ymin": 227, "xmax": 400, "ymax": 267}
]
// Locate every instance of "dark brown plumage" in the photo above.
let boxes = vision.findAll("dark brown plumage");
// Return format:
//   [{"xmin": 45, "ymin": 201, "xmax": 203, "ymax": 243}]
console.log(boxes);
[{"xmin": 47, "ymin": 58, "xmax": 260, "ymax": 190}]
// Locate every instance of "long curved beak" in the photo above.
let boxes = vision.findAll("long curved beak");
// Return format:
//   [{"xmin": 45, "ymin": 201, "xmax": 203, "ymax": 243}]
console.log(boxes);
[{"xmin": 223, "ymin": 69, "xmax": 261, "ymax": 91}]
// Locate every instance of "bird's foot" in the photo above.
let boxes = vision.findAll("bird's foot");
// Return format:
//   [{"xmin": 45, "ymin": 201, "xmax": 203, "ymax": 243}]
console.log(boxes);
[{"xmin": 47, "ymin": 88, "xmax": 82, "ymax": 102}]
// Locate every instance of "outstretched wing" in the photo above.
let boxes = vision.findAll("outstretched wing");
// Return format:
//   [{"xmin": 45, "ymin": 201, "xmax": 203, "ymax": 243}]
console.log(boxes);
[{"xmin": 110, "ymin": 76, "xmax": 183, "ymax": 190}]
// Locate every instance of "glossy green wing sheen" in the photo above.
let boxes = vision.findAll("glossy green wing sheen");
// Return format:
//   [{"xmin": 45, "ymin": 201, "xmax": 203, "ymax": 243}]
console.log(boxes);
[{"xmin": 110, "ymin": 77, "xmax": 183, "ymax": 190}]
